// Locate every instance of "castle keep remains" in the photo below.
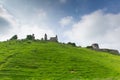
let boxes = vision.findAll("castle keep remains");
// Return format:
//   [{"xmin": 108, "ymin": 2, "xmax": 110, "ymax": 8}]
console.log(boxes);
[{"xmin": 43, "ymin": 34, "xmax": 58, "ymax": 42}]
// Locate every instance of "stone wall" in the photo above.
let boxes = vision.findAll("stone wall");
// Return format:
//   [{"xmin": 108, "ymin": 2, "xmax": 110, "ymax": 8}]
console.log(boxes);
[
  {"xmin": 87, "ymin": 43, "xmax": 119, "ymax": 55},
  {"xmin": 99, "ymin": 49, "xmax": 119, "ymax": 55},
  {"xmin": 49, "ymin": 35, "xmax": 58, "ymax": 42}
]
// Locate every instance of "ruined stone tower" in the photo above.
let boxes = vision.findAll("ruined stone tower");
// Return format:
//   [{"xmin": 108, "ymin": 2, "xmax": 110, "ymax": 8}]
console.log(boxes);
[
  {"xmin": 44, "ymin": 34, "xmax": 47, "ymax": 41},
  {"xmin": 92, "ymin": 43, "xmax": 99, "ymax": 50}
]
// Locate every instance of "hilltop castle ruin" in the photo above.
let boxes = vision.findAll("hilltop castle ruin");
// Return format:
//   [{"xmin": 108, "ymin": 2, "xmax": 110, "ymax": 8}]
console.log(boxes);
[
  {"xmin": 42, "ymin": 34, "xmax": 58, "ymax": 42},
  {"xmin": 10, "ymin": 34, "xmax": 119, "ymax": 55},
  {"xmin": 87, "ymin": 43, "xmax": 119, "ymax": 55}
]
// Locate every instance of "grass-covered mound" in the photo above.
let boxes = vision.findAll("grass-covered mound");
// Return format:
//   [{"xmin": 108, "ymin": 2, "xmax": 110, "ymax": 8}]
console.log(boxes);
[{"xmin": 0, "ymin": 40, "xmax": 120, "ymax": 80}]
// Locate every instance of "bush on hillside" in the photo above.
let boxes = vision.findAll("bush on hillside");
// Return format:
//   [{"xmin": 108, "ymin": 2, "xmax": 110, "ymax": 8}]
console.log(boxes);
[
  {"xmin": 86, "ymin": 46, "xmax": 92, "ymax": 49},
  {"xmin": 10, "ymin": 35, "xmax": 18, "ymax": 40},
  {"xmin": 26, "ymin": 34, "xmax": 35, "ymax": 40},
  {"xmin": 67, "ymin": 42, "xmax": 76, "ymax": 47}
]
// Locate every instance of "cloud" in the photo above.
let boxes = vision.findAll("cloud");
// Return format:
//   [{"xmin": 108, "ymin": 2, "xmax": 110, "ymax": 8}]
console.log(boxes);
[
  {"xmin": 59, "ymin": 0, "xmax": 67, "ymax": 4},
  {"xmin": 17, "ymin": 24, "xmax": 55, "ymax": 40},
  {"xmin": 0, "ymin": 5, "xmax": 18, "ymax": 34},
  {"xmin": 59, "ymin": 16, "xmax": 73, "ymax": 27},
  {"xmin": 0, "ymin": 23, "xmax": 55, "ymax": 41},
  {"xmin": 0, "ymin": 5, "xmax": 55, "ymax": 41},
  {"xmin": 64, "ymin": 10, "xmax": 120, "ymax": 50}
]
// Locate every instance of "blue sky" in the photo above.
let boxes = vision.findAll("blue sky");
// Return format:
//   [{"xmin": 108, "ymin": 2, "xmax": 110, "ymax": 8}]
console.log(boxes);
[{"xmin": 0, "ymin": 0, "xmax": 120, "ymax": 50}]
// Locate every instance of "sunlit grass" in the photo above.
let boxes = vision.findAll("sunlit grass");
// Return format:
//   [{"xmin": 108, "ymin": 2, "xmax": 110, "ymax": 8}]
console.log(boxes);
[{"xmin": 0, "ymin": 40, "xmax": 119, "ymax": 80}]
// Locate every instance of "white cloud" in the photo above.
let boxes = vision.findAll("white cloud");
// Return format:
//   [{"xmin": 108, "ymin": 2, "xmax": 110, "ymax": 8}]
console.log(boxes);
[
  {"xmin": 0, "ymin": 5, "xmax": 18, "ymax": 27},
  {"xmin": 64, "ymin": 10, "xmax": 120, "ymax": 50},
  {"xmin": 59, "ymin": 0, "xmax": 67, "ymax": 3},
  {"xmin": 17, "ymin": 24, "xmax": 55, "ymax": 40},
  {"xmin": 0, "ymin": 4, "xmax": 18, "ymax": 34},
  {"xmin": 59, "ymin": 16, "xmax": 73, "ymax": 27},
  {"xmin": 0, "ymin": 5, "xmax": 55, "ymax": 41},
  {"xmin": 0, "ymin": 24, "xmax": 55, "ymax": 41}
]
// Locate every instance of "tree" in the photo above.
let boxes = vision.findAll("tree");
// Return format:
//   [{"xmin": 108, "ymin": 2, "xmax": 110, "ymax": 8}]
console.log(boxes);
[
  {"xmin": 10, "ymin": 35, "xmax": 18, "ymax": 40},
  {"xmin": 26, "ymin": 34, "xmax": 35, "ymax": 40},
  {"xmin": 67, "ymin": 42, "xmax": 76, "ymax": 47},
  {"xmin": 86, "ymin": 46, "xmax": 92, "ymax": 49}
]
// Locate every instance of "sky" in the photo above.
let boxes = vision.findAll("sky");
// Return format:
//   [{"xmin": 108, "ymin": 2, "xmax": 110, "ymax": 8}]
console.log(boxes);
[{"xmin": 0, "ymin": 0, "xmax": 120, "ymax": 50}]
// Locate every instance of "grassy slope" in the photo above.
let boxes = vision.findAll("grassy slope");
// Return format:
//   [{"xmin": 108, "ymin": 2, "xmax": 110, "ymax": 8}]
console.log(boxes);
[{"xmin": 0, "ymin": 40, "xmax": 120, "ymax": 80}]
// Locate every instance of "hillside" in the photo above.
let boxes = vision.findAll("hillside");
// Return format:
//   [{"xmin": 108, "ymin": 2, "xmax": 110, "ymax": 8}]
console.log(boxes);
[{"xmin": 0, "ymin": 40, "xmax": 120, "ymax": 80}]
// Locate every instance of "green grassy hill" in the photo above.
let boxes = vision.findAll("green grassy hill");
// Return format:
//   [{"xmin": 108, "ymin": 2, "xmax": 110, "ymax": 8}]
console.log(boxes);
[{"xmin": 0, "ymin": 40, "xmax": 120, "ymax": 80}]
